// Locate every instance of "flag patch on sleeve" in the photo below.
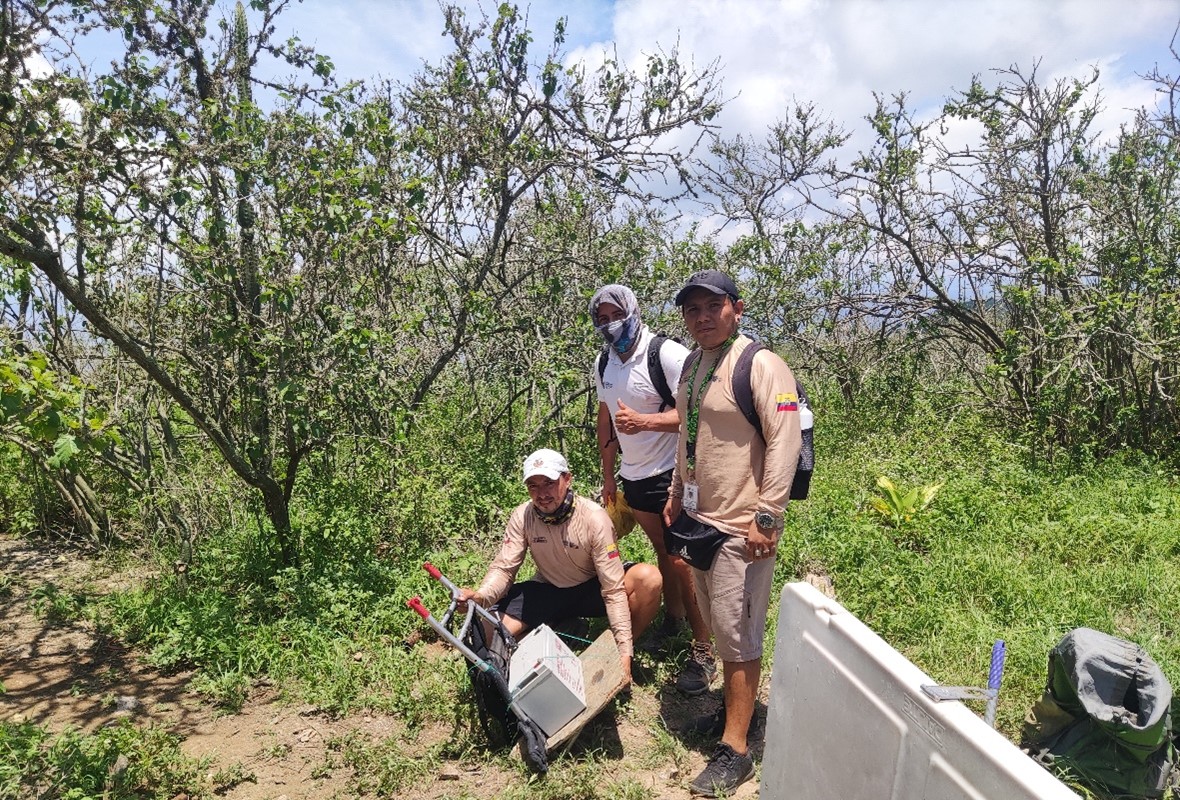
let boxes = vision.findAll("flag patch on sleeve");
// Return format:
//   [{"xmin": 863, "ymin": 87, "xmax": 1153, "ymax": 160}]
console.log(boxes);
[
  {"xmin": 776, "ymin": 392, "xmax": 798, "ymax": 412},
  {"xmin": 606, "ymin": 542, "xmax": 620, "ymax": 559}
]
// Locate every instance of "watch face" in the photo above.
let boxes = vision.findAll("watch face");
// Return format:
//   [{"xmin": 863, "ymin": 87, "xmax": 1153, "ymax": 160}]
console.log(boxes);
[{"xmin": 756, "ymin": 512, "xmax": 774, "ymax": 528}]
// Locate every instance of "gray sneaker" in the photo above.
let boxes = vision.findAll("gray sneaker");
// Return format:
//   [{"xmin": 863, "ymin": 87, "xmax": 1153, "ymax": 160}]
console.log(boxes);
[
  {"xmin": 689, "ymin": 742, "xmax": 755, "ymax": 797},
  {"xmin": 676, "ymin": 641, "xmax": 716, "ymax": 696}
]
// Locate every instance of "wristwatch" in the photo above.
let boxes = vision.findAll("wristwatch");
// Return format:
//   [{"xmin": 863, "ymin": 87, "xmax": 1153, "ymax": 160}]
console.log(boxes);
[{"xmin": 754, "ymin": 510, "xmax": 783, "ymax": 532}]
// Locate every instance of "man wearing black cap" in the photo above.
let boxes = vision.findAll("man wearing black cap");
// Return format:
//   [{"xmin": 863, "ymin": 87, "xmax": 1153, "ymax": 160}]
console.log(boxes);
[{"xmin": 662, "ymin": 270, "xmax": 803, "ymax": 797}]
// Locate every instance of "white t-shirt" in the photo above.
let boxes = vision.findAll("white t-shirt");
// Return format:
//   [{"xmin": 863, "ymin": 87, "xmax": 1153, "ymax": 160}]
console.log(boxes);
[{"xmin": 593, "ymin": 326, "xmax": 689, "ymax": 481}]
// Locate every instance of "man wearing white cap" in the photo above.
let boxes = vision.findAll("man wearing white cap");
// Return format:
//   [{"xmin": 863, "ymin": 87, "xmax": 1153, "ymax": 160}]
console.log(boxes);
[{"xmin": 458, "ymin": 448, "xmax": 662, "ymax": 681}]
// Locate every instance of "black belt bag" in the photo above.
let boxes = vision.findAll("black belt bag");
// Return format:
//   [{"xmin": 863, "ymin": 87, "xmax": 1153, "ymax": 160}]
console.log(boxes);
[{"xmin": 665, "ymin": 511, "xmax": 729, "ymax": 570}]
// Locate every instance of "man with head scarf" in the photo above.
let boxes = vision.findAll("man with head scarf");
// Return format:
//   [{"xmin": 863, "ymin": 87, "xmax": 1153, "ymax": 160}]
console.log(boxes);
[{"xmin": 589, "ymin": 284, "xmax": 713, "ymax": 696}]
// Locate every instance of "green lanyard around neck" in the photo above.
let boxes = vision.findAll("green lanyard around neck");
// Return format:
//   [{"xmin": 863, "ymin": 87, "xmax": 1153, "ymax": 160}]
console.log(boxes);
[{"xmin": 684, "ymin": 334, "xmax": 737, "ymax": 474}]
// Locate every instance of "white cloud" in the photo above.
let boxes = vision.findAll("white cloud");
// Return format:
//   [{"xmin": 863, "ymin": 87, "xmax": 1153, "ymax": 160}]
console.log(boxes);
[
  {"xmin": 595, "ymin": 0, "xmax": 1177, "ymax": 144},
  {"xmin": 25, "ymin": 50, "xmax": 53, "ymax": 79},
  {"xmin": 259, "ymin": 0, "xmax": 1177, "ymax": 155}
]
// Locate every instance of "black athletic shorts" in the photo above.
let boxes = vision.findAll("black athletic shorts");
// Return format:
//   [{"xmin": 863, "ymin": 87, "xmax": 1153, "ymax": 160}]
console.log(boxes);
[
  {"xmin": 620, "ymin": 469, "xmax": 673, "ymax": 515},
  {"xmin": 492, "ymin": 563, "xmax": 635, "ymax": 630}
]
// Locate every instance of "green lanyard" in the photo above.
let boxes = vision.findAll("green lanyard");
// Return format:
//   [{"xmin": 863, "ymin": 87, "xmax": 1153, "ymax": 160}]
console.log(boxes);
[{"xmin": 684, "ymin": 335, "xmax": 736, "ymax": 475}]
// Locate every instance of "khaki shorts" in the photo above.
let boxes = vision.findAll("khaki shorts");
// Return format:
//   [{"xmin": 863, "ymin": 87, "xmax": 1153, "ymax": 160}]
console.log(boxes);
[{"xmin": 693, "ymin": 534, "xmax": 776, "ymax": 663}]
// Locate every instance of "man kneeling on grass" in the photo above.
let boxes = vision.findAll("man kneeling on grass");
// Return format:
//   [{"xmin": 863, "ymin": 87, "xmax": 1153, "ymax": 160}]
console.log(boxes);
[{"xmin": 457, "ymin": 448, "xmax": 662, "ymax": 683}]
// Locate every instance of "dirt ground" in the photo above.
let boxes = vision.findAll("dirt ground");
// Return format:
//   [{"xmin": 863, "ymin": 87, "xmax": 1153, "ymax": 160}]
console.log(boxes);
[{"xmin": 0, "ymin": 535, "xmax": 785, "ymax": 799}]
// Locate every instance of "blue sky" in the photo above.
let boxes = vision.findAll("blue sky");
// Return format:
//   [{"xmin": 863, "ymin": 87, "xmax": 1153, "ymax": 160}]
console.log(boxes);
[
  {"xmin": 264, "ymin": 0, "xmax": 1178, "ymax": 143},
  {"xmin": 47, "ymin": 0, "xmax": 1178, "ymax": 146}
]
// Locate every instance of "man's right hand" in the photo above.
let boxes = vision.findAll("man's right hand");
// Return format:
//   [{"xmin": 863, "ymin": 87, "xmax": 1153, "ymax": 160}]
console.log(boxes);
[
  {"xmin": 602, "ymin": 474, "xmax": 618, "ymax": 507},
  {"xmin": 662, "ymin": 494, "xmax": 682, "ymax": 528}
]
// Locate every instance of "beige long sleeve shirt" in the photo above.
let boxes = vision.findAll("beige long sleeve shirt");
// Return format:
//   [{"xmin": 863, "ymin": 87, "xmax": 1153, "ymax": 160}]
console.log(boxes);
[
  {"xmin": 476, "ymin": 498, "xmax": 633, "ymax": 657},
  {"xmin": 671, "ymin": 335, "xmax": 802, "ymax": 536}
]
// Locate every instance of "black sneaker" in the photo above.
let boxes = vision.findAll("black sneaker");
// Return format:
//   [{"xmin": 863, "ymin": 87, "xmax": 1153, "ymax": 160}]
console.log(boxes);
[
  {"xmin": 676, "ymin": 641, "xmax": 716, "ymax": 696},
  {"xmin": 686, "ymin": 706, "xmax": 726, "ymax": 738},
  {"xmin": 639, "ymin": 614, "xmax": 688, "ymax": 654},
  {"xmin": 685, "ymin": 706, "xmax": 760, "ymax": 739},
  {"xmin": 689, "ymin": 742, "xmax": 755, "ymax": 797}
]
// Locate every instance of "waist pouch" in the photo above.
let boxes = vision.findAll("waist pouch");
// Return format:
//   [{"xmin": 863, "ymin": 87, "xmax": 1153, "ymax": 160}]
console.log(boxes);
[{"xmin": 665, "ymin": 511, "xmax": 730, "ymax": 570}]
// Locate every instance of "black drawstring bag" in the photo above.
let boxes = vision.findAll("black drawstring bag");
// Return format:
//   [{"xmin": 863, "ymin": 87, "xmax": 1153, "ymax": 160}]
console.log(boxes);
[{"xmin": 665, "ymin": 511, "xmax": 730, "ymax": 570}]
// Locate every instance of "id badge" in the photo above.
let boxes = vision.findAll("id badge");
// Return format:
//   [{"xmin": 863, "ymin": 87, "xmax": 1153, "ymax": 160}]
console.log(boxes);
[{"xmin": 683, "ymin": 482, "xmax": 700, "ymax": 512}]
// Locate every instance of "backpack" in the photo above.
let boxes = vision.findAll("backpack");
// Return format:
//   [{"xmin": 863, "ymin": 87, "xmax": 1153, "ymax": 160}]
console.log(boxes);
[
  {"xmin": 462, "ymin": 613, "xmax": 550, "ymax": 773},
  {"xmin": 463, "ymin": 614, "xmax": 519, "ymax": 749},
  {"xmin": 1023, "ymin": 627, "xmax": 1176, "ymax": 798},
  {"xmin": 681, "ymin": 341, "xmax": 813, "ymax": 501},
  {"xmin": 597, "ymin": 334, "xmax": 677, "ymax": 412}
]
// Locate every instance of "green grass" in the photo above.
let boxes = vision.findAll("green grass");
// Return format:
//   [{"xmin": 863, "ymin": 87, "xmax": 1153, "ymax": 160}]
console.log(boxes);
[
  {"xmin": 780, "ymin": 400, "xmax": 1180, "ymax": 740},
  {"xmin": 14, "ymin": 394, "xmax": 1178, "ymax": 799},
  {"xmin": 28, "ymin": 582, "xmax": 91, "ymax": 624},
  {"xmin": 332, "ymin": 728, "xmax": 446, "ymax": 796},
  {"xmin": 492, "ymin": 754, "xmax": 659, "ymax": 799},
  {"xmin": 0, "ymin": 719, "xmax": 214, "ymax": 800}
]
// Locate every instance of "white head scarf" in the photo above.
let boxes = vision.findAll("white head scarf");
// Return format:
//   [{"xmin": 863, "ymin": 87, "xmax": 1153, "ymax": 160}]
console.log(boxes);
[{"xmin": 589, "ymin": 284, "xmax": 642, "ymax": 354}]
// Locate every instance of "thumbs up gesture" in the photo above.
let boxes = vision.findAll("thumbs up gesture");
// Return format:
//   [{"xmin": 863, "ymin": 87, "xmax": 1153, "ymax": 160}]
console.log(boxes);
[{"xmin": 615, "ymin": 399, "xmax": 644, "ymax": 435}]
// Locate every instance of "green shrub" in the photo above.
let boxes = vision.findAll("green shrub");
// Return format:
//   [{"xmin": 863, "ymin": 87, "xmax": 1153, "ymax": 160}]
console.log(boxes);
[{"xmin": 0, "ymin": 719, "xmax": 210, "ymax": 800}]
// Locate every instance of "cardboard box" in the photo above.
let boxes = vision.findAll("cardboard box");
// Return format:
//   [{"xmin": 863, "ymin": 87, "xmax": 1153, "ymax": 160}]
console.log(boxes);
[{"xmin": 508, "ymin": 624, "xmax": 587, "ymax": 737}]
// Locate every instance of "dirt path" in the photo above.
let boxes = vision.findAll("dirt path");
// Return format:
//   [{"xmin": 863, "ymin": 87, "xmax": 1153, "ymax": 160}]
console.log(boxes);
[{"xmin": 0, "ymin": 535, "xmax": 767, "ymax": 799}]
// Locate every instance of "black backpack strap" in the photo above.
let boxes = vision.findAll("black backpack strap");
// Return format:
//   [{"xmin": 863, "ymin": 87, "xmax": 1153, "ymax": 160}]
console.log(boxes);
[
  {"xmin": 680, "ymin": 348, "xmax": 701, "ymax": 383},
  {"xmin": 647, "ymin": 335, "xmax": 677, "ymax": 411},
  {"xmin": 732, "ymin": 343, "xmax": 808, "ymax": 435},
  {"xmin": 600, "ymin": 338, "xmax": 676, "ymax": 412},
  {"xmin": 732, "ymin": 342, "xmax": 765, "ymax": 440},
  {"xmin": 730, "ymin": 342, "xmax": 814, "ymax": 501}
]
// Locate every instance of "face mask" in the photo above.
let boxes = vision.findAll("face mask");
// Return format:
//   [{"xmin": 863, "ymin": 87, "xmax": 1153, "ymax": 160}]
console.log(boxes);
[
  {"xmin": 596, "ymin": 314, "xmax": 640, "ymax": 355},
  {"xmin": 534, "ymin": 489, "xmax": 576, "ymax": 526}
]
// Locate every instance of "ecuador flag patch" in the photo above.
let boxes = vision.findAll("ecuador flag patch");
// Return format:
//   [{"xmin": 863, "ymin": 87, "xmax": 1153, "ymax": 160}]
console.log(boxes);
[
  {"xmin": 606, "ymin": 542, "xmax": 620, "ymax": 559},
  {"xmin": 776, "ymin": 392, "xmax": 799, "ymax": 412}
]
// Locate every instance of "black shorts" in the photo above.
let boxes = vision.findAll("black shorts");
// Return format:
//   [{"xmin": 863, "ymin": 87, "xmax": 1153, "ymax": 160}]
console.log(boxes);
[
  {"xmin": 620, "ymin": 469, "xmax": 673, "ymax": 515},
  {"xmin": 492, "ymin": 564, "xmax": 634, "ymax": 629}
]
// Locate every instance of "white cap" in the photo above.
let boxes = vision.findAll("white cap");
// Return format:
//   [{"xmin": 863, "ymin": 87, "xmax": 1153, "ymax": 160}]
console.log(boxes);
[{"xmin": 522, "ymin": 448, "xmax": 569, "ymax": 482}]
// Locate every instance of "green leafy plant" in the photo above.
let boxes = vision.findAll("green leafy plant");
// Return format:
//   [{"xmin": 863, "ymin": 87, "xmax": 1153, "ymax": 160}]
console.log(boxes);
[
  {"xmin": 0, "ymin": 351, "xmax": 119, "ymax": 469},
  {"xmin": 867, "ymin": 475, "xmax": 944, "ymax": 527},
  {"xmin": 209, "ymin": 761, "xmax": 256, "ymax": 794},
  {"xmin": 29, "ymin": 582, "xmax": 87, "ymax": 624},
  {"xmin": 189, "ymin": 666, "xmax": 252, "ymax": 715},
  {"xmin": 335, "ymin": 729, "xmax": 443, "ymax": 796},
  {"xmin": 0, "ymin": 719, "xmax": 210, "ymax": 800}
]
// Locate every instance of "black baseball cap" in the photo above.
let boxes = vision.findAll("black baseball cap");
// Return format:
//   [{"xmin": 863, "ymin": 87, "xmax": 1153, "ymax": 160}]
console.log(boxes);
[{"xmin": 674, "ymin": 270, "xmax": 740, "ymax": 306}]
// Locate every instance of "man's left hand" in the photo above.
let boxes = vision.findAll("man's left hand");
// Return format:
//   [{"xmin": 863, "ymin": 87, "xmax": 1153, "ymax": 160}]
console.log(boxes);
[{"xmin": 747, "ymin": 519, "xmax": 777, "ymax": 561}]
